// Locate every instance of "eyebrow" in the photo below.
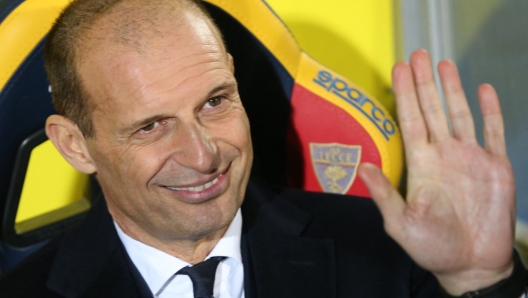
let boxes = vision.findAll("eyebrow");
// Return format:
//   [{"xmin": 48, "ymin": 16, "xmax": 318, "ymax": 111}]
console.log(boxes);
[
  {"xmin": 128, "ymin": 114, "xmax": 168, "ymax": 132},
  {"xmin": 123, "ymin": 81, "xmax": 237, "ymax": 133},
  {"xmin": 205, "ymin": 81, "xmax": 236, "ymax": 98}
]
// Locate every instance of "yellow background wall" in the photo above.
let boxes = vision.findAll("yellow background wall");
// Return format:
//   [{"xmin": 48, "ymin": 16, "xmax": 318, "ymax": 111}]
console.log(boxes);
[{"xmin": 265, "ymin": 0, "xmax": 398, "ymax": 115}]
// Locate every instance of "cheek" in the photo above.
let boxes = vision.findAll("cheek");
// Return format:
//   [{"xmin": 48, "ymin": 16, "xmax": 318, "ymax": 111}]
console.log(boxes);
[
  {"xmin": 92, "ymin": 144, "xmax": 163, "ymax": 190},
  {"xmin": 121, "ymin": 146, "xmax": 172, "ymax": 188},
  {"xmin": 219, "ymin": 116, "xmax": 252, "ymax": 157}
]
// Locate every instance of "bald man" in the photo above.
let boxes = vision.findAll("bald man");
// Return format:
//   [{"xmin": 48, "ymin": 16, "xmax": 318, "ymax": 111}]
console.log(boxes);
[{"xmin": 0, "ymin": 0, "xmax": 525, "ymax": 297}]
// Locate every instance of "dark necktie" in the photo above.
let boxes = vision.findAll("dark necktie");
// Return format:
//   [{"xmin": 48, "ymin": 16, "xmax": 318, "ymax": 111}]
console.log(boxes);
[{"xmin": 175, "ymin": 256, "xmax": 226, "ymax": 298}]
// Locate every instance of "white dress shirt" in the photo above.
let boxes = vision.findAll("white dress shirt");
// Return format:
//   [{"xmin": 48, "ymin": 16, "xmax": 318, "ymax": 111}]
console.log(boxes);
[{"xmin": 115, "ymin": 209, "xmax": 245, "ymax": 298}]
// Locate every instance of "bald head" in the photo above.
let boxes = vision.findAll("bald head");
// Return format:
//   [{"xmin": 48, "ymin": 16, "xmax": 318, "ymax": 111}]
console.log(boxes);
[{"xmin": 44, "ymin": 0, "xmax": 223, "ymax": 138}]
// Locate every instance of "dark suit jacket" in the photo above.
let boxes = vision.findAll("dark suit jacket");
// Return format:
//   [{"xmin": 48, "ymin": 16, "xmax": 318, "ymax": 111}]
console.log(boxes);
[{"xmin": 0, "ymin": 181, "xmax": 440, "ymax": 297}]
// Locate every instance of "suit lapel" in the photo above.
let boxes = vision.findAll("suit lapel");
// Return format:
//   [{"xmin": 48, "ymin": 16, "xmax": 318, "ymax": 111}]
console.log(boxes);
[
  {"xmin": 46, "ymin": 198, "xmax": 149, "ymax": 298},
  {"xmin": 242, "ymin": 182, "xmax": 336, "ymax": 298},
  {"xmin": 44, "ymin": 182, "xmax": 336, "ymax": 297}
]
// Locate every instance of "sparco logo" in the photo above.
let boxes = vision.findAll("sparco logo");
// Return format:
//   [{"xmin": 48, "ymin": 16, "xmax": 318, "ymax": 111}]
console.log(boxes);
[{"xmin": 313, "ymin": 70, "xmax": 395, "ymax": 140}]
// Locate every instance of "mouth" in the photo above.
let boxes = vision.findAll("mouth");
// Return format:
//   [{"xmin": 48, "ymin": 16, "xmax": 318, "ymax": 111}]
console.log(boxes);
[
  {"xmin": 165, "ymin": 176, "xmax": 220, "ymax": 192},
  {"xmin": 160, "ymin": 163, "xmax": 231, "ymax": 203}
]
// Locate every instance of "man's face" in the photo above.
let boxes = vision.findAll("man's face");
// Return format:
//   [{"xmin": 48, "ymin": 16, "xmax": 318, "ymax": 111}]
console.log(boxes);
[{"xmin": 78, "ymin": 10, "xmax": 253, "ymax": 242}]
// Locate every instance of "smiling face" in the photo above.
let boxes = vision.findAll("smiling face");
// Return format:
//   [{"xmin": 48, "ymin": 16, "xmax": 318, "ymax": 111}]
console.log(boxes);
[{"xmin": 75, "ymin": 8, "xmax": 253, "ymax": 247}]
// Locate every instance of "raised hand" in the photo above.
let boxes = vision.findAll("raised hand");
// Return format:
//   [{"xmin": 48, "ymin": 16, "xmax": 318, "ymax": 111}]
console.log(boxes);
[{"xmin": 358, "ymin": 49, "xmax": 516, "ymax": 295}]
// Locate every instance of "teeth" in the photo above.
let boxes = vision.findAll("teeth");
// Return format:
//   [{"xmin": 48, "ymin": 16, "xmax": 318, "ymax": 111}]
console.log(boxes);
[{"xmin": 166, "ymin": 177, "xmax": 219, "ymax": 192}]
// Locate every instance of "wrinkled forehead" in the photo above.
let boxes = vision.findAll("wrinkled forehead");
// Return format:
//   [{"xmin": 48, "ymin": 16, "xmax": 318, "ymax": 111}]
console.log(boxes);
[
  {"xmin": 75, "ymin": 3, "xmax": 228, "ymax": 106},
  {"xmin": 73, "ymin": 2, "xmax": 230, "ymax": 121},
  {"xmin": 78, "ymin": 2, "xmax": 225, "ymax": 61}
]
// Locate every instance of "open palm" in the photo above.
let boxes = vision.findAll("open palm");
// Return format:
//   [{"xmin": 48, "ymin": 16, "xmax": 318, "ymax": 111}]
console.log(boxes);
[{"xmin": 359, "ymin": 50, "xmax": 515, "ymax": 295}]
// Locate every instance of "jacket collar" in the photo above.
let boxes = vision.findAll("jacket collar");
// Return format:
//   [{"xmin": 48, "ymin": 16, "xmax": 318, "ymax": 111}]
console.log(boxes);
[
  {"xmin": 45, "ymin": 181, "xmax": 336, "ymax": 298},
  {"xmin": 46, "ymin": 198, "xmax": 149, "ymax": 298},
  {"xmin": 242, "ymin": 181, "xmax": 336, "ymax": 298}
]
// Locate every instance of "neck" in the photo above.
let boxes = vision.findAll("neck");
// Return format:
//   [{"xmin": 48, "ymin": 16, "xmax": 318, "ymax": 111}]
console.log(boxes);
[{"xmin": 112, "ymin": 213, "xmax": 228, "ymax": 264}]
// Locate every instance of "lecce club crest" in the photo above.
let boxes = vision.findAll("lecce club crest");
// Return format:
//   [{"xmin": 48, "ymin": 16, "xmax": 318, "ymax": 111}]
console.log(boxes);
[{"xmin": 310, "ymin": 143, "xmax": 362, "ymax": 194}]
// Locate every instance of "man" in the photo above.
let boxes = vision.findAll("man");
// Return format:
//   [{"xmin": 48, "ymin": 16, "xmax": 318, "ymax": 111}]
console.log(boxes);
[{"xmin": 0, "ymin": 0, "xmax": 525, "ymax": 297}]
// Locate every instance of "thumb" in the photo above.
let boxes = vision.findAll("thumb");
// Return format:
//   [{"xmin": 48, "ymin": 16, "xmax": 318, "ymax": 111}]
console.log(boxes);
[{"xmin": 358, "ymin": 163, "xmax": 405, "ymax": 236}]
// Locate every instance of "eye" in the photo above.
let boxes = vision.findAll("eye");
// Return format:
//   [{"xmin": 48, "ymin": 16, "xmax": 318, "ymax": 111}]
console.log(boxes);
[
  {"xmin": 139, "ymin": 121, "xmax": 160, "ymax": 132},
  {"xmin": 204, "ymin": 96, "xmax": 224, "ymax": 108}
]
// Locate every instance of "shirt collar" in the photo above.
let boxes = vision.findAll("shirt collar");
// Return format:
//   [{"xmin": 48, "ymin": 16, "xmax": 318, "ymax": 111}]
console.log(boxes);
[{"xmin": 114, "ymin": 209, "xmax": 243, "ymax": 294}]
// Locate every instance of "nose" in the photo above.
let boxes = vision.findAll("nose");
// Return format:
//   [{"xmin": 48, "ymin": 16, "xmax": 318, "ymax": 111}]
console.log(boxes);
[{"xmin": 170, "ymin": 122, "xmax": 219, "ymax": 174}]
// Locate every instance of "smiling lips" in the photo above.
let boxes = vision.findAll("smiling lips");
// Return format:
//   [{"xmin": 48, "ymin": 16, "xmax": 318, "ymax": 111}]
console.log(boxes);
[
  {"xmin": 166, "ymin": 176, "xmax": 220, "ymax": 192},
  {"xmin": 161, "ymin": 164, "xmax": 231, "ymax": 203}
]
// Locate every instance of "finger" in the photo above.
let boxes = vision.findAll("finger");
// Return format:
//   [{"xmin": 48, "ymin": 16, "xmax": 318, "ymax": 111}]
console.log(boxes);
[
  {"xmin": 358, "ymin": 163, "xmax": 405, "ymax": 237},
  {"xmin": 478, "ymin": 84, "xmax": 506, "ymax": 156},
  {"xmin": 410, "ymin": 50, "xmax": 451, "ymax": 142},
  {"xmin": 393, "ymin": 61, "xmax": 428, "ymax": 149},
  {"xmin": 438, "ymin": 60, "xmax": 477, "ymax": 144}
]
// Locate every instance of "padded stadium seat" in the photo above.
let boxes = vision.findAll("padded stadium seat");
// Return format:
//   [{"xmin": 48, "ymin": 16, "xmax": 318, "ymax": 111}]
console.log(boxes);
[
  {"xmin": 206, "ymin": 0, "xmax": 403, "ymax": 197},
  {"xmin": 0, "ymin": 0, "xmax": 403, "ymax": 273}
]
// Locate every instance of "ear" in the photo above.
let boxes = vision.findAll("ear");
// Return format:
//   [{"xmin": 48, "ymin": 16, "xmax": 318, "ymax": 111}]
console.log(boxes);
[
  {"xmin": 227, "ymin": 53, "xmax": 235, "ymax": 74},
  {"xmin": 45, "ymin": 115, "xmax": 97, "ymax": 174}
]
